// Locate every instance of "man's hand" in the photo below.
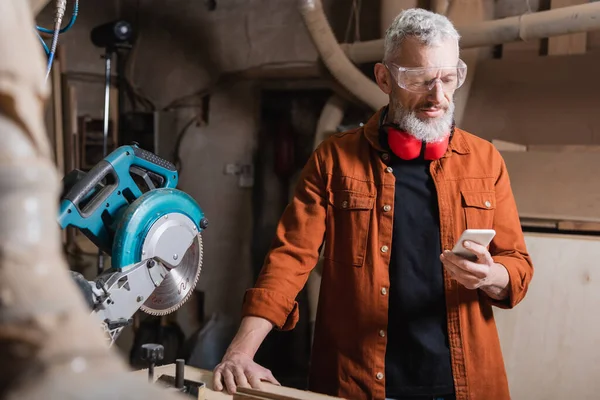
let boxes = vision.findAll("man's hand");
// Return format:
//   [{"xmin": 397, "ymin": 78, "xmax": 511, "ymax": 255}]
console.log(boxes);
[
  {"xmin": 213, "ymin": 350, "xmax": 280, "ymax": 394},
  {"xmin": 440, "ymin": 240, "xmax": 510, "ymax": 300}
]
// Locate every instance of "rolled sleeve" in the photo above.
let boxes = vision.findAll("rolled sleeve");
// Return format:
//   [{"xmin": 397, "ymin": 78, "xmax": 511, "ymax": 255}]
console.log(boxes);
[
  {"xmin": 487, "ymin": 154, "xmax": 534, "ymax": 309},
  {"xmin": 240, "ymin": 146, "xmax": 328, "ymax": 331},
  {"xmin": 242, "ymin": 288, "xmax": 299, "ymax": 331},
  {"xmin": 487, "ymin": 256, "xmax": 530, "ymax": 309}
]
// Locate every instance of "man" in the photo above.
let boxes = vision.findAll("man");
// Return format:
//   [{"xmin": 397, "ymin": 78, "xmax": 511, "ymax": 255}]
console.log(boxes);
[{"xmin": 213, "ymin": 8, "xmax": 533, "ymax": 400}]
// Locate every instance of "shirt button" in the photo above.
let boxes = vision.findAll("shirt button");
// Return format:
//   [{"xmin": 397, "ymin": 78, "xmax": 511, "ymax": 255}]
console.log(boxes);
[
  {"xmin": 385, "ymin": 166, "xmax": 393, "ymax": 173},
  {"xmin": 381, "ymin": 287, "xmax": 387, "ymax": 295},
  {"xmin": 381, "ymin": 245, "xmax": 389, "ymax": 253},
  {"xmin": 341, "ymin": 200, "xmax": 349, "ymax": 208},
  {"xmin": 376, "ymin": 372, "xmax": 383, "ymax": 380},
  {"xmin": 485, "ymin": 200, "xmax": 491, "ymax": 208},
  {"xmin": 379, "ymin": 330, "xmax": 386, "ymax": 337},
  {"xmin": 381, "ymin": 153, "xmax": 389, "ymax": 161},
  {"xmin": 383, "ymin": 204, "xmax": 391, "ymax": 212}
]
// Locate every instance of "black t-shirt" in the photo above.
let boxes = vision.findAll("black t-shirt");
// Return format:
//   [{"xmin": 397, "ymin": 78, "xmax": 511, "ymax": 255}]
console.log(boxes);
[{"xmin": 382, "ymin": 144, "xmax": 455, "ymax": 398}]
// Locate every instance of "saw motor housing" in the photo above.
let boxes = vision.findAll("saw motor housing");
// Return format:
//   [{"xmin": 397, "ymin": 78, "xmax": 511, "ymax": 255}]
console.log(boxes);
[{"xmin": 58, "ymin": 144, "xmax": 207, "ymax": 344}]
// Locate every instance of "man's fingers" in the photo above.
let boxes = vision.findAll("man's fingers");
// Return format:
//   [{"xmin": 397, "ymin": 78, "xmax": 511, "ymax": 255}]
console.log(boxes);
[
  {"xmin": 441, "ymin": 251, "xmax": 487, "ymax": 278},
  {"xmin": 234, "ymin": 366, "xmax": 250, "ymax": 389},
  {"xmin": 213, "ymin": 369, "xmax": 223, "ymax": 391},
  {"xmin": 462, "ymin": 240, "xmax": 493, "ymax": 263},
  {"xmin": 443, "ymin": 261, "xmax": 484, "ymax": 289},
  {"xmin": 248, "ymin": 374, "xmax": 263, "ymax": 389},
  {"xmin": 223, "ymin": 368, "xmax": 237, "ymax": 394}
]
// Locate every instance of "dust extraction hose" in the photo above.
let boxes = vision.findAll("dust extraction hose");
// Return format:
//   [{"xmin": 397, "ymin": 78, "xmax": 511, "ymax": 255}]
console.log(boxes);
[{"xmin": 298, "ymin": 0, "xmax": 387, "ymax": 111}]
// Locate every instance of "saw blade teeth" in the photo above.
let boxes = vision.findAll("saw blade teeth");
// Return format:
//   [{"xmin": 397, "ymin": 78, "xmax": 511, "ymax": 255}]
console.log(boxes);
[{"xmin": 140, "ymin": 233, "xmax": 204, "ymax": 316}]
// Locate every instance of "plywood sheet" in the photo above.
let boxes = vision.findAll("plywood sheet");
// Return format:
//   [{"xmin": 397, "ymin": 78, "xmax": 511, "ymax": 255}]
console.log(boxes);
[
  {"xmin": 461, "ymin": 52, "xmax": 600, "ymax": 146},
  {"xmin": 495, "ymin": 232, "xmax": 600, "ymax": 399},
  {"xmin": 501, "ymin": 150, "xmax": 600, "ymax": 222}
]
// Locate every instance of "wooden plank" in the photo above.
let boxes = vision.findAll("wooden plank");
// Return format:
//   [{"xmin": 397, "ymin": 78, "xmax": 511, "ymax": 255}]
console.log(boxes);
[
  {"xmin": 493, "ymin": 142, "xmax": 600, "ymax": 153},
  {"xmin": 528, "ymin": 144, "xmax": 600, "ymax": 153},
  {"xmin": 557, "ymin": 220, "xmax": 600, "ymax": 232},
  {"xmin": 501, "ymin": 150, "xmax": 600, "ymax": 223},
  {"xmin": 495, "ymin": 233, "xmax": 600, "ymax": 399},
  {"xmin": 548, "ymin": 0, "xmax": 587, "ymax": 55},
  {"xmin": 520, "ymin": 217, "xmax": 558, "ymax": 229},
  {"xmin": 132, "ymin": 365, "xmax": 346, "ymax": 400},
  {"xmin": 237, "ymin": 387, "xmax": 306, "ymax": 400},
  {"xmin": 492, "ymin": 139, "xmax": 527, "ymax": 152},
  {"xmin": 521, "ymin": 217, "xmax": 600, "ymax": 233},
  {"xmin": 233, "ymin": 394, "xmax": 265, "ymax": 400},
  {"xmin": 460, "ymin": 51, "xmax": 600, "ymax": 146}
]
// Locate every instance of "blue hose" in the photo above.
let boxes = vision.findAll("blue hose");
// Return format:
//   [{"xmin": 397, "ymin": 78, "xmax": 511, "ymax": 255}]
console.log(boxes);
[
  {"xmin": 37, "ymin": 32, "xmax": 50, "ymax": 56},
  {"xmin": 37, "ymin": 0, "xmax": 79, "ymax": 34},
  {"xmin": 39, "ymin": 0, "xmax": 79, "ymax": 81}
]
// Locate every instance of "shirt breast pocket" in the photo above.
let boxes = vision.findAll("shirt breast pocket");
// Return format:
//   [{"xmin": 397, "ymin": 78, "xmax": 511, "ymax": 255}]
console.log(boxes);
[
  {"xmin": 460, "ymin": 190, "xmax": 496, "ymax": 229},
  {"xmin": 325, "ymin": 189, "xmax": 375, "ymax": 267}
]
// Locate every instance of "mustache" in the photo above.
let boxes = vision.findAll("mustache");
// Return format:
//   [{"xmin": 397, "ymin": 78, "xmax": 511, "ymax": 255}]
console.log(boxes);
[{"xmin": 420, "ymin": 103, "xmax": 447, "ymax": 110}]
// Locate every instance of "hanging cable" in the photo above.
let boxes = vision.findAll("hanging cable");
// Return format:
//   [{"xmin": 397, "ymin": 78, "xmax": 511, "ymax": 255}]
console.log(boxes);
[
  {"xmin": 37, "ymin": 0, "xmax": 79, "ymax": 34},
  {"xmin": 36, "ymin": 0, "xmax": 79, "ymax": 82},
  {"xmin": 37, "ymin": 31, "xmax": 50, "ymax": 56}
]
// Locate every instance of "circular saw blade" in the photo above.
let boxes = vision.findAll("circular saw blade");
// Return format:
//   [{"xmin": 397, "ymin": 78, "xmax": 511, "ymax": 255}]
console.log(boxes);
[{"xmin": 140, "ymin": 233, "xmax": 203, "ymax": 316}]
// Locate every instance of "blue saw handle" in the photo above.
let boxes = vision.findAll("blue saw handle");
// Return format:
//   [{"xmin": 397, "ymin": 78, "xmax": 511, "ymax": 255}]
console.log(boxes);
[{"xmin": 58, "ymin": 145, "xmax": 179, "ymax": 253}]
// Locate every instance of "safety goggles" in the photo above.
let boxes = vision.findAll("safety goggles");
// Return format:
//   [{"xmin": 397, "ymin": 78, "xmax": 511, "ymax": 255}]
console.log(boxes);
[{"xmin": 385, "ymin": 59, "xmax": 468, "ymax": 94}]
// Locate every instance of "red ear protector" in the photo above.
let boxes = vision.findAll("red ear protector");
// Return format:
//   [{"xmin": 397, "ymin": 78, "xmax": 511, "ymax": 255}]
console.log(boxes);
[
  {"xmin": 378, "ymin": 106, "xmax": 450, "ymax": 161},
  {"xmin": 387, "ymin": 127, "xmax": 449, "ymax": 161}
]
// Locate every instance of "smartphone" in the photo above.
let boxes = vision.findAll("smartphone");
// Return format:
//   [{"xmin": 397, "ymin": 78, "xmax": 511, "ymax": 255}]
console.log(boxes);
[{"xmin": 452, "ymin": 229, "xmax": 496, "ymax": 261}]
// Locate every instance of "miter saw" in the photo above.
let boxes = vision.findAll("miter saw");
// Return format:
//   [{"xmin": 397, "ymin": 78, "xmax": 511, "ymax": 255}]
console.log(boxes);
[{"xmin": 58, "ymin": 143, "xmax": 207, "ymax": 346}]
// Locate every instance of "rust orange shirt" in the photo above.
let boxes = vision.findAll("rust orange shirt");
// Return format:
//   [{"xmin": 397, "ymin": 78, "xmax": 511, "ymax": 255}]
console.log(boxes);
[{"xmin": 242, "ymin": 108, "xmax": 534, "ymax": 400}]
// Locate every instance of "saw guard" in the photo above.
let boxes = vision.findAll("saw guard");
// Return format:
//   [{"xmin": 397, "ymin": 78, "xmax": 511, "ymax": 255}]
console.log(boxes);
[
  {"xmin": 111, "ymin": 188, "xmax": 205, "ymax": 268},
  {"xmin": 111, "ymin": 188, "xmax": 206, "ymax": 315}
]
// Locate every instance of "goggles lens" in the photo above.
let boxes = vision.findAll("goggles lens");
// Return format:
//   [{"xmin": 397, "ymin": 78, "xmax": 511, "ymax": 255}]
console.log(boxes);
[{"xmin": 387, "ymin": 59, "xmax": 467, "ymax": 93}]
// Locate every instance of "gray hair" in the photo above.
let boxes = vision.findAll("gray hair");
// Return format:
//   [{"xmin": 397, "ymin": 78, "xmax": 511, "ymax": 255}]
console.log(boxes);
[{"xmin": 383, "ymin": 8, "xmax": 460, "ymax": 61}]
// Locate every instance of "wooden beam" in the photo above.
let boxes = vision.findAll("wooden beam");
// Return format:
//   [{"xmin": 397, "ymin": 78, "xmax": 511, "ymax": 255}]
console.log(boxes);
[{"xmin": 548, "ymin": 0, "xmax": 587, "ymax": 55}]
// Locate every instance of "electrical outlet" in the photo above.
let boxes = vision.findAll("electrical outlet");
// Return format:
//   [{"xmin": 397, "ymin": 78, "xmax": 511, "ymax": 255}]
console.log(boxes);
[
  {"xmin": 224, "ymin": 163, "xmax": 241, "ymax": 175},
  {"xmin": 223, "ymin": 163, "xmax": 253, "ymax": 188},
  {"xmin": 238, "ymin": 164, "xmax": 254, "ymax": 188}
]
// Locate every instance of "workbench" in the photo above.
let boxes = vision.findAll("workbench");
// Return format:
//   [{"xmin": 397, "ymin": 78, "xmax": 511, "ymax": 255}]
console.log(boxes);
[{"xmin": 133, "ymin": 364, "xmax": 344, "ymax": 400}]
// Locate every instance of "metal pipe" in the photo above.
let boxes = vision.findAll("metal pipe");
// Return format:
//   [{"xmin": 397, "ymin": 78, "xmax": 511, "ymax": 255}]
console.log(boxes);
[
  {"xmin": 298, "ymin": 0, "xmax": 387, "ymax": 110},
  {"xmin": 313, "ymin": 94, "xmax": 346, "ymax": 149},
  {"xmin": 380, "ymin": 0, "xmax": 416, "ymax": 37},
  {"xmin": 342, "ymin": 2, "xmax": 600, "ymax": 64},
  {"xmin": 431, "ymin": 0, "xmax": 450, "ymax": 15}
]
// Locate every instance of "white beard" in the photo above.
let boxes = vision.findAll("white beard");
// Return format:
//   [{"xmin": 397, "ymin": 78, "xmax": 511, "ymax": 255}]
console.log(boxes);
[{"xmin": 389, "ymin": 100, "xmax": 455, "ymax": 143}]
